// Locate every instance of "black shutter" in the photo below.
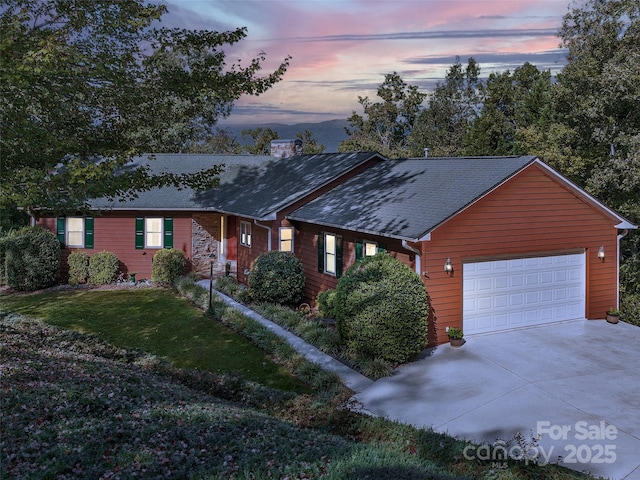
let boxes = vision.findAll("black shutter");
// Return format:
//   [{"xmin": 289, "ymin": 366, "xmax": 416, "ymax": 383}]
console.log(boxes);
[
  {"xmin": 163, "ymin": 217, "xmax": 173, "ymax": 248},
  {"xmin": 317, "ymin": 232, "xmax": 324, "ymax": 272},
  {"xmin": 135, "ymin": 217, "xmax": 144, "ymax": 249},
  {"xmin": 84, "ymin": 217, "xmax": 94, "ymax": 249},
  {"xmin": 336, "ymin": 235, "xmax": 343, "ymax": 278}
]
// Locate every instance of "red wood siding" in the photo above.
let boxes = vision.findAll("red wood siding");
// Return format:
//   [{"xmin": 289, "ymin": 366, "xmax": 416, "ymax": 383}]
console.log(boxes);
[
  {"xmin": 423, "ymin": 163, "xmax": 619, "ymax": 345},
  {"xmin": 293, "ymin": 224, "xmax": 414, "ymax": 305},
  {"xmin": 236, "ymin": 218, "xmax": 270, "ymax": 285},
  {"xmin": 39, "ymin": 212, "xmax": 193, "ymax": 281}
]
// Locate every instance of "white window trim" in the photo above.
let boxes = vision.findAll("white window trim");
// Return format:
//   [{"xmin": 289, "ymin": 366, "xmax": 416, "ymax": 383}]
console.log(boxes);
[
  {"xmin": 145, "ymin": 217, "xmax": 164, "ymax": 249},
  {"xmin": 279, "ymin": 227, "xmax": 294, "ymax": 252},
  {"xmin": 324, "ymin": 233, "xmax": 337, "ymax": 275},
  {"xmin": 240, "ymin": 221, "xmax": 252, "ymax": 247},
  {"xmin": 66, "ymin": 217, "xmax": 84, "ymax": 248}
]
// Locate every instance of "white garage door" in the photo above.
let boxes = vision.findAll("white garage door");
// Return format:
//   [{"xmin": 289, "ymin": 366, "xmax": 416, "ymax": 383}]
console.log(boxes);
[{"xmin": 463, "ymin": 253, "xmax": 585, "ymax": 334}]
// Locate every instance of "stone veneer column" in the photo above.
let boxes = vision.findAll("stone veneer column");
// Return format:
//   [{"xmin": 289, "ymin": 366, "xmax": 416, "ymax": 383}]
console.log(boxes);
[{"xmin": 192, "ymin": 213, "xmax": 221, "ymax": 276}]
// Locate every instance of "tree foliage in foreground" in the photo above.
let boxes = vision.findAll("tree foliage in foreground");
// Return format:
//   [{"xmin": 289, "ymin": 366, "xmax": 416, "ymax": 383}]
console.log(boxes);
[{"xmin": 0, "ymin": 0, "xmax": 290, "ymax": 215}]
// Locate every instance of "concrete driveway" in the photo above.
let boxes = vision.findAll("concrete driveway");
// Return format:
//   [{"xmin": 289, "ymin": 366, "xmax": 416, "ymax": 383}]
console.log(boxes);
[{"xmin": 354, "ymin": 319, "xmax": 640, "ymax": 480}]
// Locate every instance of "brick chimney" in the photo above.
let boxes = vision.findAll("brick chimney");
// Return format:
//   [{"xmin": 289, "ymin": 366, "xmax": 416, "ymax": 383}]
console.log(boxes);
[{"xmin": 270, "ymin": 139, "xmax": 303, "ymax": 158}]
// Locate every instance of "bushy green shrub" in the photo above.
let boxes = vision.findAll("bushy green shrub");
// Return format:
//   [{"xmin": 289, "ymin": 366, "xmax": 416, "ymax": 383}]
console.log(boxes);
[
  {"xmin": 151, "ymin": 248, "xmax": 185, "ymax": 284},
  {"xmin": 2, "ymin": 227, "xmax": 60, "ymax": 291},
  {"xmin": 88, "ymin": 251, "xmax": 119, "ymax": 285},
  {"xmin": 316, "ymin": 289, "xmax": 336, "ymax": 318},
  {"xmin": 249, "ymin": 251, "xmax": 305, "ymax": 305},
  {"xmin": 334, "ymin": 253, "xmax": 429, "ymax": 364},
  {"xmin": 67, "ymin": 251, "xmax": 90, "ymax": 285},
  {"xmin": 0, "ymin": 229, "xmax": 21, "ymax": 285}
]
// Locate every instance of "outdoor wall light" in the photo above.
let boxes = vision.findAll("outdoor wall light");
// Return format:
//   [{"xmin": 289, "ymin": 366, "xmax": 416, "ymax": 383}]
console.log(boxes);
[
  {"xmin": 243, "ymin": 268, "xmax": 251, "ymax": 275},
  {"xmin": 598, "ymin": 246, "xmax": 605, "ymax": 261},
  {"xmin": 444, "ymin": 258, "xmax": 453, "ymax": 275}
]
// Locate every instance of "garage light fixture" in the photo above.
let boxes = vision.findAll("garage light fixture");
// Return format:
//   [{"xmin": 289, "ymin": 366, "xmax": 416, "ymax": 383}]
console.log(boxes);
[
  {"xmin": 598, "ymin": 246, "xmax": 605, "ymax": 261},
  {"xmin": 444, "ymin": 258, "xmax": 453, "ymax": 275}
]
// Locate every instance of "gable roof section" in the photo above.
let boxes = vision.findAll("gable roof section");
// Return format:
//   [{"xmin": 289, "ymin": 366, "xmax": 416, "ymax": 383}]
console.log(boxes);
[
  {"xmin": 89, "ymin": 153, "xmax": 276, "ymax": 210},
  {"xmin": 194, "ymin": 151, "xmax": 382, "ymax": 219},
  {"xmin": 288, "ymin": 156, "xmax": 542, "ymax": 241},
  {"xmin": 288, "ymin": 156, "xmax": 636, "ymax": 240}
]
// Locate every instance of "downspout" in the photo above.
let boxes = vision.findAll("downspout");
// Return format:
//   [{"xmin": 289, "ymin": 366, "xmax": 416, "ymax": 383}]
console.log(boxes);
[
  {"xmin": 254, "ymin": 219, "xmax": 272, "ymax": 251},
  {"xmin": 617, "ymin": 229, "xmax": 629, "ymax": 309},
  {"xmin": 402, "ymin": 240, "xmax": 421, "ymax": 276}
]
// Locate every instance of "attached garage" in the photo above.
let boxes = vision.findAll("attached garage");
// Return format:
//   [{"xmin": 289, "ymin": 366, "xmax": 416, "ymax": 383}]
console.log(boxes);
[
  {"xmin": 286, "ymin": 155, "xmax": 636, "ymax": 346},
  {"xmin": 463, "ymin": 253, "xmax": 586, "ymax": 334}
]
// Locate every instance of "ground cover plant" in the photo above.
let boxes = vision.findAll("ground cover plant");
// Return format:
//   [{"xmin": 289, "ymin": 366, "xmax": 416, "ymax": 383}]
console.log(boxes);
[
  {"xmin": 0, "ymin": 312, "xmax": 597, "ymax": 480},
  {"xmin": 0, "ymin": 287, "xmax": 306, "ymax": 392}
]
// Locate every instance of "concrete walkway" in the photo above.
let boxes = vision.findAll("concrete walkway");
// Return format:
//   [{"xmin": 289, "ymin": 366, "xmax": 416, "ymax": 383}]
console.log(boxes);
[
  {"xmin": 354, "ymin": 319, "xmax": 640, "ymax": 480},
  {"xmin": 198, "ymin": 281, "xmax": 373, "ymax": 393}
]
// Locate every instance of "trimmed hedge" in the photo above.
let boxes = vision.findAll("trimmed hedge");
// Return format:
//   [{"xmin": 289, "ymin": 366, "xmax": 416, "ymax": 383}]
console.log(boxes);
[
  {"xmin": 67, "ymin": 251, "xmax": 90, "ymax": 285},
  {"xmin": 334, "ymin": 253, "xmax": 429, "ymax": 364},
  {"xmin": 249, "ymin": 251, "xmax": 305, "ymax": 306},
  {"xmin": 151, "ymin": 248, "xmax": 185, "ymax": 284},
  {"xmin": 317, "ymin": 289, "xmax": 337, "ymax": 319},
  {"xmin": 2, "ymin": 227, "xmax": 60, "ymax": 291},
  {"xmin": 88, "ymin": 251, "xmax": 119, "ymax": 285}
]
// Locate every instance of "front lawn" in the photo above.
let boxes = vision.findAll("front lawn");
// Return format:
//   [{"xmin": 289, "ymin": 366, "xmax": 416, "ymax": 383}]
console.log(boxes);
[{"xmin": 0, "ymin": 287, "xmax": 308, "ymax": 393}]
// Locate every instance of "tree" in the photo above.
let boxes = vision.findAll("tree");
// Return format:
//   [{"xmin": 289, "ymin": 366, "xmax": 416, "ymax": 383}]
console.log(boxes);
[
  {"xmin": 241, "ymin": 127, "xmax": 280, "ymax": 154},
  {"xmin": 408, "ymin": 57, "xmax": 481, "ymax": 157},
  {"xmin": 0, "ymin": 0, "xmax": 290, "ymax": 215},
  {"xmin": 554, "ymin": 0, "xmax": 639, "ymax": 206},
  {"xmin": 553, "ymin": 0, "xmax": 640, "ymax": 317},
  {"xmin": 296, "ymin": 130, "xmax": 325, "ymax": 154},
  {"xmin": 186, "ymin": 128, "xmax": 242, "ymax": 154},
  {"xmin": 464, "ymin": 63, "xmax": 553, "ymax": 156},
  {"xmin": 339, "ymin": 72, "xmax": 426, "ymax": 158}
]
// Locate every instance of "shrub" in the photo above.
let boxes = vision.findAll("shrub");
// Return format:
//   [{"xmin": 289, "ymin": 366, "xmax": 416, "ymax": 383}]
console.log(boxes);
[
  {"xmin": 67, "ymin": 251, "xmax": 90, "ymax": 285},
  {"xmin": 88, "ymin": 251, "xmax": 119, "ymax": 285},
  {"xmin": 3, "ymin": 226, "xmax": 60, "ymax": 291},
  {"xmin": 317, "ymin": 289, "xmax": 336, "ymax": 319},
  {"xmin": 0, "ymin": 229, "xmax": 22, "ymax": 285},
  {"xmin": 334, "ymin": 253, "xmax": 429, "ymax": 364},
  {"xmin": 151, "ymin": 248, "xmax": 185, "ymax": 284},
  {"xmin": 249, "ymin": 251, "xmax": 305, "ymax": 305}
]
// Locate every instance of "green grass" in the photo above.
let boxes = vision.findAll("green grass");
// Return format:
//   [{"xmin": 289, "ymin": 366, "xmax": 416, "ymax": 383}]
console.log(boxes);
[{"xmin": 0, "ymin": 287, "xmax": 309, "ymax": 393}]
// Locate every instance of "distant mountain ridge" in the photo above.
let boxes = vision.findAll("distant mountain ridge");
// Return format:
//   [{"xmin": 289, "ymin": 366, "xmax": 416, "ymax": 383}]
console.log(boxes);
[{"xmin": 221, "ymin": 119, "xmax": 350, "ymax": 153}]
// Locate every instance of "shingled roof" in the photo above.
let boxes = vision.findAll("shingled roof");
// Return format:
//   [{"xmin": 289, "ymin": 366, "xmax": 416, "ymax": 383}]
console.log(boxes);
[
  {"xmin": 287, "ymin": 156, "xmax": 539, "ymax": 241},
  {"xmin": 90, "ymin": 151, "xmax": 383, "ymax": 217},
  {"xmin": 89, "ymin": 153, "xmax": 274, "ymax": 210},
  {"xmin": 199, "ymin": 151, "xmax": 382, "ymax": 219}
]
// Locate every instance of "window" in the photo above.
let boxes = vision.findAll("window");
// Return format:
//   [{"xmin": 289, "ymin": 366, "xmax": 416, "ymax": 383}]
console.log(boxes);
[
  {"xmin": 318, "ymin": 232, "xmax": 342, "ymax": 277},
  {"xmin": 67, "ymin": 217, "xmax": 84, "ymax": 247},
  {"xmin": 325, "ymin": 234, "xmax": 336, "ymax": 274},
  {"xmin": 364, "ymin": 240, "xmax": 378, "ymax": 257},
  {"xmin": 56, "ymin": 216, "xmax": 94, "ymax": 249},
  {"xmin": 279, "ymin": 227, "xmax": 294, "ymax": 252},
  {"xmin": 135, "ymin": 217, "xmax": 173, "ymax": 249},
  {"xmin": 240, "ymin": 221, "xmax": 252, "ymax": 247},
  {"xmin": 145, "ymin": 218, "xmax": 163, "ymax": 248},
  {"xmin": 355, "ymin": 239, "xmax": 385, "ymax": 261}
]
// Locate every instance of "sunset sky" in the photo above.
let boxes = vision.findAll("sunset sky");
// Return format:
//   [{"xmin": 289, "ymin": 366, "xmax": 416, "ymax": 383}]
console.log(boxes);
[{"xmin": 161, "ymin": 0, "xmax": 572, "ymax": 125}]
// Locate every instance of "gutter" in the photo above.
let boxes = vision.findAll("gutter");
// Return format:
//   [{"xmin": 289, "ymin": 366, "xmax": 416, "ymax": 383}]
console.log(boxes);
[
  {"xmin": 402, "ymin": 240, "xmax": 422, "ymax": 276},
  {"xmin": 254, "ymin": 219, "xmax": 272, "ymax": 251}
]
